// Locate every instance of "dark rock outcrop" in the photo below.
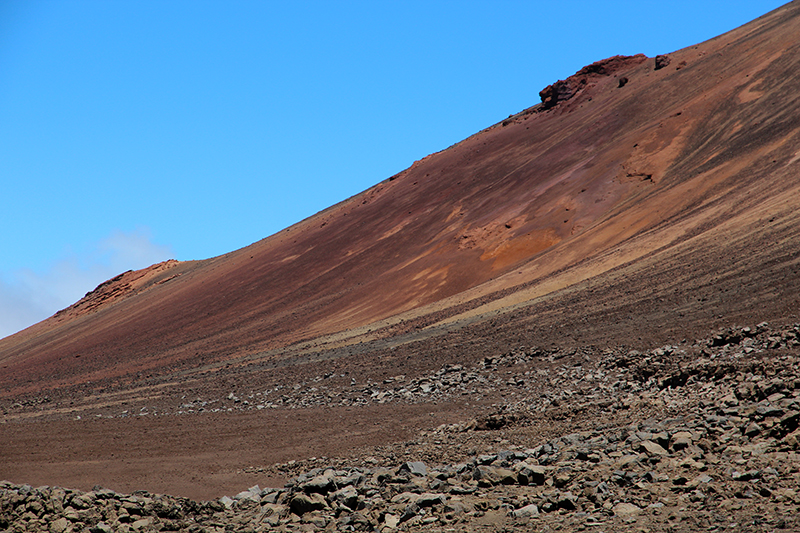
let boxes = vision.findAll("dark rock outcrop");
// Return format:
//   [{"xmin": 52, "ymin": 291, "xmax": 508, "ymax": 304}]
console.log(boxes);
[{"xmin": 539, "ymin": 54, "xmax": 648, "ymax": 108}]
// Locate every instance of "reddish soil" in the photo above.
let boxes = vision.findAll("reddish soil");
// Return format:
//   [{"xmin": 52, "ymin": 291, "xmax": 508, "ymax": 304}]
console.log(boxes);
[{"xmin": 2, "ymin": 2, "xmax": 800, "ymax": 502}]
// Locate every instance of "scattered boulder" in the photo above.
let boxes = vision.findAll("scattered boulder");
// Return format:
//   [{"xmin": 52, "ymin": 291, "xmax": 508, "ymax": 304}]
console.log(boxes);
[
  {"xmin": 398, "ymin": 461, "xmax": 427, "ymax": 477},
  {"xmin": 655, "ymin": 54, "xmax": 671, "ymax": 70},
  {"xmin": 510, "ymin": 503, "xmax": 539, "ymax": 519},
  {"xmin": 290, "ymin": 492, "xmax": 327, "ymax": 515}
]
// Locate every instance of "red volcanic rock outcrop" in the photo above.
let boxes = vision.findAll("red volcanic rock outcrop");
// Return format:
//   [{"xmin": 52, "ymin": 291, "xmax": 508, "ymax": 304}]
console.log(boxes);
[
  {"xmin": 54, "ymin": 259, "xmax": 180, "ymax": 321},
  {"xmin": 538, "ymin": 54, "xmax": 647, "ymax": 108}
]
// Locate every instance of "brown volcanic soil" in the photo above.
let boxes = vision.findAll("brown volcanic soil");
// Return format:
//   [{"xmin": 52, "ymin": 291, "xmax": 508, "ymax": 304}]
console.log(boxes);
[{"xmin": 2, "ymin": 2, "xmax": 800, "ymax": 504}]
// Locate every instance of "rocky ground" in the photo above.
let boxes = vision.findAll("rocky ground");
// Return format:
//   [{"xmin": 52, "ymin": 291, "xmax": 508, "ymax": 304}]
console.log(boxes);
[{"xmin": 4, "ymin": 322, "xmax": 800, "ymax": 532}]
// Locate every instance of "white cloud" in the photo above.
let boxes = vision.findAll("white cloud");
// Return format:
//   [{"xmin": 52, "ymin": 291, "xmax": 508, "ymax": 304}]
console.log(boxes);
[{"xmin": 0, "ymin": 228, "xmax": 172, "ymax": 340}]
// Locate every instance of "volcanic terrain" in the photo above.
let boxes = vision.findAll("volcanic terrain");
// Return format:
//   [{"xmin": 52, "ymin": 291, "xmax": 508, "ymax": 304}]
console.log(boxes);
[{"xmin": 3, "ymin": 3, "xmax": 800, "ymax": 532}]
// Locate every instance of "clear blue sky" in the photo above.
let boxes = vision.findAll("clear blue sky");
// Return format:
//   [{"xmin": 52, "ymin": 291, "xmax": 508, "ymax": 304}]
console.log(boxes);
[{"xmin": 0, "ymin": 1, "xmax": 787, "ymax": 338}]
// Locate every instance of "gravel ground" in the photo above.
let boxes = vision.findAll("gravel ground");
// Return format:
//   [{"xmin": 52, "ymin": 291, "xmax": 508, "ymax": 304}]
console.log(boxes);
[{"xmin": 4, "ymin": 323, "xmax": 800, "ymax": 532}]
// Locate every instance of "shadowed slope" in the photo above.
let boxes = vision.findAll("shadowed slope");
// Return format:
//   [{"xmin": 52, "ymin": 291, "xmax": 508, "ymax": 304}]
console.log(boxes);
[{"xmin": 2, "ymin": 2, "xmax": 800, "ymax": 400}]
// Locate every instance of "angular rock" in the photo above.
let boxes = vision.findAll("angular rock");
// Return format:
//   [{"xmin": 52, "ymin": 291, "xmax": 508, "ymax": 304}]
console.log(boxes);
[
  {"xmin": 557, "ymin": 492, "xmax": 578, "ymax": 511},
  {"xmin": 744, "ymin": 422, "xmax": 762, "ymax": 438},
  {"xmin": 290, "ymin": 492, "xmax": 327, "ymax": 515},
  {"xmin": 331, "ymin": 485, "xmax": 360, "ymax": 510},
  {"xmin": 444, "ymin": 498, "xmax": 471, "ymax": 516},
  {"xmin": 234, "ymin": 487, "xmax": 260, "ymax": 503},
  {"xmin": 398, "ymin": 461, "xmax": 427, "ymax": 477},
  {"xmin": 391, "ymin": 492, "xmax": 417, "ymax": 504},
  {"xmin": 218, "ymin": 496, "xmax": 234, "ymax": 510},
  {"xmin": 261, "ymin": 503, "xmax": 285, "ymax": 526},
  {"xmin": 413, "ymin": 492, "xmax": 446, "ymax": 508},
  {"xmin": 473, "ymin": 466, "xmax": 517, "ymax": 487},
  {"xmin": 89, "ymin": 523, "xmax": 113, "ymax": 533},
  {"xmin": 510, "ymin": 503, "xmax": 539, "ymax": 519},
  {"xmin": 613, "ymin": 502, "xmax": 641, "ymax": 516},
  {"xmin": 686, "ymin": 474, "xmax": 714, "ymax": 489},
  {"xmin": 515, "ymin": 463, "xmax": 546, "ymax": 486},
  {"xmin": 732, "ymin": 470, "xmax": 760, "ymax": 482},
  {"xmin": 130, "ymin": 518, "xmax": 153, "ymax": 531},
  {"xmin": 399, "ymin": 502, "xmax": 420, "ymax": 523},
  {"xmin": 780, "ymin": 411, "xmax": 800, "ymax": 431},
  {"xmin": 384, "ymin": 513, "xmax": 400, "ymax": 529},
  {"xmin": 49, "ymin": 517, "xmax": 69, "ymax": 533},
  {"xmin": 670, "ymin": 431, "xmax": 694, "ymax": 452},
  {"xmin": 554, "ymin": 470, "xmax": 574, "ymax": 488},
  {"xmin": 302, "ymin": 471, "xmax": 337, "ymax": 494},
  {"xmin": 637, "ymin": 440, "xmax": 669, "ymax": 457}
]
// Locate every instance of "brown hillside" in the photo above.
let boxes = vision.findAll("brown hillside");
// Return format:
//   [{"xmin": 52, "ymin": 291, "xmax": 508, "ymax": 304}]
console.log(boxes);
[{"xmin": 1, "ymin": 2, "xmax": 800, "ymax": 504}]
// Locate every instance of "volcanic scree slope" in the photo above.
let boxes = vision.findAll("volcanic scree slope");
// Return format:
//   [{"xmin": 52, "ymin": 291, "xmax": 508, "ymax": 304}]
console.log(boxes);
[{"xmin": 1, "ymin": 2, "xmax": 800, "ymax": 521}]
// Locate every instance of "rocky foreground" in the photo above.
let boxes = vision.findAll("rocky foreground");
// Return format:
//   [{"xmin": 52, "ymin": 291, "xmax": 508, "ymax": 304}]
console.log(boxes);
[{"xmin": 4, "ymin": 323, "xmax": 800, "ymax": 532}]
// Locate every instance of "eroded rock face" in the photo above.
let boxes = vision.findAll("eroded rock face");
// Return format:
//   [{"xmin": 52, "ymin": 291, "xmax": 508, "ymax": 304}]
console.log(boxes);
[{"xmin": 539, "ymin": 54, "xmax": 648, "ymax": 108}]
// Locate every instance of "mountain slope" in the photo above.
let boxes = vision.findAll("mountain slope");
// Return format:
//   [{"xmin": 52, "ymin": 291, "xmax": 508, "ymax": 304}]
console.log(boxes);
[
  {"xmin": 1, "ymin": 1, "xmax": 800, "ymax": 501},
  {"xmin": 5, "ymin": 3, "xmax": 800, "ymax": 395}
]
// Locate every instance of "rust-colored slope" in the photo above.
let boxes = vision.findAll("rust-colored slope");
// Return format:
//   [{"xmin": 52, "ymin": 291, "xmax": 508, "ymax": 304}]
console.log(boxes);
[{"xmin": 2, "ymin": 2, "xmax": 800, "ymax": 398}]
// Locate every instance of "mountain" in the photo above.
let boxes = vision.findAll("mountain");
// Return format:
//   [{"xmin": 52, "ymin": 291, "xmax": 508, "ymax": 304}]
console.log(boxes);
[{"xmin": 2, "ymin": 2, "xmax": 800, "ymax": 506}]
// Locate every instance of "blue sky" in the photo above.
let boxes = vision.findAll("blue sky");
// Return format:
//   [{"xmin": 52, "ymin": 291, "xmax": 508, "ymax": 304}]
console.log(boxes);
[{"xmin": 0, "ymin": 1, "xmax": 787, "ymax": 338}]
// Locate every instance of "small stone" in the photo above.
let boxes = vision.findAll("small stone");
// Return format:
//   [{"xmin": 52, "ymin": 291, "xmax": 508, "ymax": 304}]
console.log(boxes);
[
  {"xmin": 516, "ymin": 463, "xmax": 547, "ymax": 486},
  {"xmin": 89, "ymin": 523, "xmax": 113, "ymax": 533},
  {"xmin": 302, "ymin": 472, "xmax": 336, "ymax": 494},
  {"xmin": 398, "ymin": 461, "xmax": 427, "ymax": 477},
  {"xmin": 558, "ymin": 492, "xmax": 578, "ymax": 511},
  {"xmin": 686, "ymin": 474, "xmax": 713, "ymax": 489},
  {"xmin": 130, "ymin": 518, "xmax": 153, "ymax": 531},
  {"xmin": 474, "ymin": 466, "xmax": 517, "ymax": 486},
  {"xmin": 261, "ymin": 504, "xmax": 284, "ymax": 526},
  {"xmin": 290, "ymin": 492, "xmax": 327, "ymax": 515},
  {"xmin": 744, "ymin": 422, "xmax": 762, "ymax": 438},
  {"xmin": 331, "ymin": 485, "xmax": 360, "ymax": 510},
  {"xmin": 780, "ymin": 411, "xmax": 800, "ymax": 430},
  {"xmin": 732, "ymin": 470, "xmax": 760, "ymax": 482},
  {"xmin": 413, "ymin": 493, "xmax": 446, "ymax": 507},
  {"xmin": 400, "ymin": 502, "xmax": 420, "ymax": 523},
  {"xmin": 50, "ymin": 517, "xmax": 69, "ymax": 533},
  {"xmin": 638, "ymin": 440, "xmax": 669, "ymax": 457},
  {"xmin": 511, "ymin": 503, "xmax": 540, "ymax": 519},
  {"xmin": 613, "ymin": 502, "xmax": 641, "ymax": 517},
  {"xmin": 219, "ymin": 496, "xmax": 235, "ymax": 510},
  {"xmin": 384, "ymin": 514, "xmax": 400, "ymax": 529},
  {"xmin": 391, "ymin": 492, "xmax": 418, "ymax": 504}
]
